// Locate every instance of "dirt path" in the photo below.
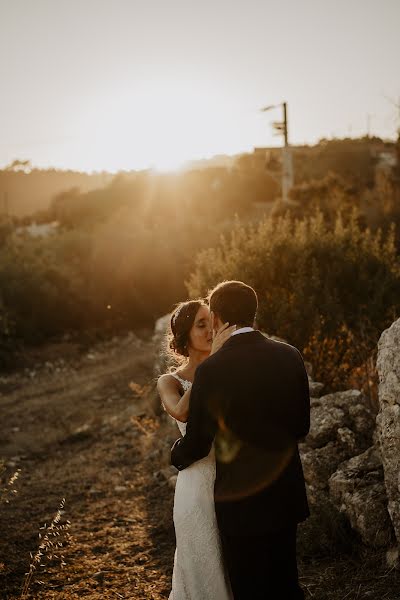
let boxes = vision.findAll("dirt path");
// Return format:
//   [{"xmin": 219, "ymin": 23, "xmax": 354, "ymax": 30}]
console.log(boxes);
[
  {"xmin": 1, "ymin": 332, "xmax": 399, "ymax": 600},
  {"xmin": 0, "ymin": 333, "xmax": 176, "ymax": 599}
]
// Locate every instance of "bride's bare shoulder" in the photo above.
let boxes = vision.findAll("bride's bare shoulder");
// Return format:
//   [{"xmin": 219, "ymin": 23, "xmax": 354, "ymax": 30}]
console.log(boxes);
[{"xmin": 157, "ymin": 372, "xmax": 179, "ymax": 391}]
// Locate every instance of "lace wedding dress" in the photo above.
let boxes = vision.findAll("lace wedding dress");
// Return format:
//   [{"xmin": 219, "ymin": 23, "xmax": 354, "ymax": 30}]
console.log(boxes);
[{"xmin": 168, "ymin": 372, "xmax": 233, "ymax": 600}]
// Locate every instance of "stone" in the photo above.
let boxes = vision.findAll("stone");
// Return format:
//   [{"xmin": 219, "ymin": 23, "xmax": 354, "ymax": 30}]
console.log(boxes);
[
  {"xmin": 309, "ymin": 381, "xmax": 324, "ymax": 397},
  {"xmin": 386, "ymin": 547, "xmax": 400, "ymax": 569},
  {"xmin": 301, "ymin": 388, "xmax": 375, "ymax": 492},
  {"xmin": 153, "ymin": 465, "xmax": 178, "ymax": 484},
  {"xmin": 160, "ymin": 466, "xmax": 178, "ymax": 480},
  {"xmin": 307, "ymin": 405, "xmax": 348, "ymax": 449},
  {"xmin": 336, "ymin": 427, "xmax": 357, "ymax": 452},
  {"xmin": 329, "ymin": 446, "xmax": 394, "ymax": 547},
  {"xmin": 168, "ymin": 475, "xmax": 178, "ymax": 490},
  {"xmin": 301, "ymin": 441, "xmax": 349, "ymax": 490},
  {"xmin": 376, "ymin": 317, "xmax": 400, "ymax": 544}
]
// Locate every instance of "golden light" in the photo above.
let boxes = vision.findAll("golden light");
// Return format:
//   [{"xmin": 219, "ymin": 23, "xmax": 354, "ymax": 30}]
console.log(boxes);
[{"xmin": 78, "ymin": 79, "xmax": 235, "ymax": 172}]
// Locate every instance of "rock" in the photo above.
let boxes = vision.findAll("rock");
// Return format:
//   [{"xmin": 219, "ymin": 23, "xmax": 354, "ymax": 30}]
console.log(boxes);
[
  {"xmin": 59, "ymin": 423, "xmax": 92, "ymax": 445},
  {"xmin": 304, "ymin": 361, "xmax": 313, "ymax": 378},
  {"xmin": 309, "ymin": 381, "xmax": 324, "ymax": 397},
  {"xmin": 168, "ymin": 475, "xmax": 178, "ymax": 490},
  {"xmin": 336, "ymin": 427, "xmax": 357, "ymax": 453},
  {"xmin": 114, "ymin": 486, "xmax": 127, "ymax": 493},
  {"xmin": 376, "ymin": 317, "xmax": 400, "ymax": 544},
  {"xmin": 306, "ymin": 390, "xmax": 374, "ymax": 450},
  {"xmin": 329, "ymin": 446, "xmax": 394, "ymax": 547},
  {"xmin": 307, "ymin": 405, "xmax": 348, "ymax": 448},
  {"xmin": 386, "ymin": 547, "xmax": 400, "ymax": 569},
  {"xmin": 314, "ymin": 389, "xmax": 364, "ymax": 410},
  {"xmin": 87, "ymin": 487, "xmax": 105, "ymax": 498},
  {"xmin": 160, "ymin": 466, "xmax": 178, "ymax": 480},
  {"xmin": 348, "ymin": 403, "xmax": 375, "ymax": 437},
  {"xmin": 153, "ymin": 465, "xmax": 178, "ymax": 485},
  {"xmin": 301, "ymin": 389, "xmax": 375, "ymax": 492},
  {"xmin": 301, "ymin": 441, "xmax": 350, "ymax": 490}
]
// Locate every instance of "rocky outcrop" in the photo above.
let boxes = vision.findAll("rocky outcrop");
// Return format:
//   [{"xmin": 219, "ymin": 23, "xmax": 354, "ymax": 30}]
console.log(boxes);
[
  {"xmin": 329, "ymin": 446, "xmax": 394, "ymax": 547},
  {"xmin": 300, "ymin": 390, "xmax": 375, "ymax": 495},
  {"xmin": 376, "ymin": 317, "xmax": 400, "ymax": 544},
  {"xmin": 299, "ymin": 387, "xmax": 396, "ymax": 551}
]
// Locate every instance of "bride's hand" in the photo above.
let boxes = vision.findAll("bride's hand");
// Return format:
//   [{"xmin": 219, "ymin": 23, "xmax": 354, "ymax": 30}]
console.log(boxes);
[{"xmin": 210, "ymin": 323, "xmax": 237, "ymax": 355}]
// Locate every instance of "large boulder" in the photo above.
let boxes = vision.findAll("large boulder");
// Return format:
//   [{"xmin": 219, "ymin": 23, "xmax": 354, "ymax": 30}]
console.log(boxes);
[
  {"xmin": 300, "ymin": 390, "xmax": 376, "ymax": 493},
  {"xmin": 376, "ymin": 317, "xmax": 400, "ymax": 544},
  {"xmin": 329, "ymin": 446, "xmax": 394, "ymax": 547}
]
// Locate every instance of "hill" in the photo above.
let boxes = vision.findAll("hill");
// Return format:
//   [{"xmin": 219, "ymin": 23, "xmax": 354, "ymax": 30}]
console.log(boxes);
[{"xmin": 0, "ymin": 167, "xmax": 113, "ymax": 218}]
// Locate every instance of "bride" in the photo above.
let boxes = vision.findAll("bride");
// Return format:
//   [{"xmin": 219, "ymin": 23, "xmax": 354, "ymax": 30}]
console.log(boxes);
[{"xmin": 157, "ymin": 299, "xmax": 235, "ymax": 600}]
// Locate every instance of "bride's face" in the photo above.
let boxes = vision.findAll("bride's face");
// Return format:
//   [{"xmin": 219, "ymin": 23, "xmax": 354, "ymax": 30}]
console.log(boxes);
[{"xmin": 188, "ymin": 305, "xmax": 212, "ymax": 354}]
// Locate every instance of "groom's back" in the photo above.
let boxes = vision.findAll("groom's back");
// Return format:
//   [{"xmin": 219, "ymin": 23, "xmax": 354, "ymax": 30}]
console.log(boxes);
[{"xmin": 203, "ymin": 330, "xmax": 310, "ymax": 535}]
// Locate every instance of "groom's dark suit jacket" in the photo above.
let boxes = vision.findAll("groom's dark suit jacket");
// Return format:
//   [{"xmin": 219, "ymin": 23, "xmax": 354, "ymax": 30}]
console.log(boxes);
[{"xmin": 171, "ymin": 330, "xmax": 310, "ymax": 535}]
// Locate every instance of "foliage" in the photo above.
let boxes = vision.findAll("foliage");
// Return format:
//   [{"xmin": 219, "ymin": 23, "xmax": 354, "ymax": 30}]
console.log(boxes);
[
  {"xmin": 293, "ymin": 137, "xmax": 379, "ymax": 188},
  {"xmin": 288, "ymin": 173, "xmax": 359, "ymax": 225},
  {"xmin": 0, "ymin": 232, "xmax": 91, "ymax": 342},
  {"xmin": 1, "ymin": 138, "xmax": 399, "ymax": 382},
  {"xmin": 187, "ymin": 209, "xmax": 400, "ymax": 390},
  {"xmin": 0, "ymin": 207, "xmax": 224, "ymax": 348}
]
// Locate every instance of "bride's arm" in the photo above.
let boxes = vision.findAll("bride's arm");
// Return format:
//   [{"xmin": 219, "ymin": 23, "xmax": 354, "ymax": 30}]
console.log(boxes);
[{"xmin": 157, "ymin": 375, "xmax": 191, "ymax": 423}]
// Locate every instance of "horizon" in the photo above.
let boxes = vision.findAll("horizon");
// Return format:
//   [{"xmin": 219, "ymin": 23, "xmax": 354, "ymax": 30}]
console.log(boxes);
[
  {"xmin": 1, "ymin": 134, "xmax": 397, "ymax": 176},
  {"xmin": 1, "ymin": 0, "xmax": 399, "ymax": 173}
]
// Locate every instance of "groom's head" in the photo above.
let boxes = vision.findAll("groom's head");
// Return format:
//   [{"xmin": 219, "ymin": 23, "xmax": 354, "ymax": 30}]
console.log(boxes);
[{"xmin": 207, "ymin": 280, "xmax": 258, "ymax": 331}]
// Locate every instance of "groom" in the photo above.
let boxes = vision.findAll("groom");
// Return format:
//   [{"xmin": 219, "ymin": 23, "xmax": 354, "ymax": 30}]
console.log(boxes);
[{"xmin": 171, "ymin": 280, "xmax": 310, "ymax": 599}]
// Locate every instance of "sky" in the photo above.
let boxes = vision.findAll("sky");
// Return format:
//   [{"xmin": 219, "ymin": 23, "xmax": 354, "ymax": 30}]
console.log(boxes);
[{"xmin": 0, "ymin": 0, "xmax": 399, "ymax": 172}]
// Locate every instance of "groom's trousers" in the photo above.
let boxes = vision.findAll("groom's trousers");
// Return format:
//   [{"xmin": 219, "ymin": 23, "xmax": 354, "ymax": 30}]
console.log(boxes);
[{"xmin": 221, "ymin": 524, "xmax": 304, "ymax": 600}]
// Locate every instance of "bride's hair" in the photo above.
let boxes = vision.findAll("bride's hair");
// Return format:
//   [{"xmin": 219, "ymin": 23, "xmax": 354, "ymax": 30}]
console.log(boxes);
[{"xmin": 166, "ymin": 299, "xmax": 206, "ymax": 363}]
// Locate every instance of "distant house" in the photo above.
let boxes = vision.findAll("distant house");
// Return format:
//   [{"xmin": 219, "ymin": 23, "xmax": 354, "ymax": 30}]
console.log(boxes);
[
  {"xmin": 15, "ymin": 221, "xmax": 59, "ymax": 238},
  {"xmin": 376, "ymin": 150, "xmax": 398, "ymax": 170},
  {"xmin": 373, "ymin": 145, "xmax": 400, "ymax": 204}
]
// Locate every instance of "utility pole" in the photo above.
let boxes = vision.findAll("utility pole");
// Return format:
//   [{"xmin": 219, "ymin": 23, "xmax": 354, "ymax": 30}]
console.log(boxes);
[
  {"xmin": 366, "ymin": 113, "xmax": 372, "ymax": 137},
  {"xmin": 261, "ymin": 101, "xmax": 293, "ymax": 203},
  {"xmin": 383, "ymin": 94, "xmax": 400, "ymax": 141}
]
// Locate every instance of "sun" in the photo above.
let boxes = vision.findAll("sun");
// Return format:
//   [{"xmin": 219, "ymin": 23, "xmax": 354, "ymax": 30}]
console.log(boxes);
[
  {"xmin": 81, "ymin": 80, "xmax": 231, "ymax": 172},
  {"xmin": 150, "ymin": 156, "xmax": 187, "ymax": 173}
]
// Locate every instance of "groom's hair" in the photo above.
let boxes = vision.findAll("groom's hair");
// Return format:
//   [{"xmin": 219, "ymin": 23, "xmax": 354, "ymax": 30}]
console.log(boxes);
[{"xmin": 207, "ymin": 280, "xmax": 258, "ymax": 327}]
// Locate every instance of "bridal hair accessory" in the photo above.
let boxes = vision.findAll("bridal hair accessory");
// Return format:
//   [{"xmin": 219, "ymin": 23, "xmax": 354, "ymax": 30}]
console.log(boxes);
[{"xmin": 172, "ymin": 305, "xmax": 184, "ymax": 326}]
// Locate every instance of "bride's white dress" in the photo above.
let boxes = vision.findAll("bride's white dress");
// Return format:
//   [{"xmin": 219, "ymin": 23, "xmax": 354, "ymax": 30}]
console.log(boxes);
[{"xmin": 168, "ymin": 373, "xmax": 233, "ymax": 600}]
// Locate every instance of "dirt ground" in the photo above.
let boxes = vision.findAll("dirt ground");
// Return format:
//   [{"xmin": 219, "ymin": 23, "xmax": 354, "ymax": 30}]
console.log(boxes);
[{"xmin": 0, "ymin": 332, "xmax": 399, "ymax": 599}]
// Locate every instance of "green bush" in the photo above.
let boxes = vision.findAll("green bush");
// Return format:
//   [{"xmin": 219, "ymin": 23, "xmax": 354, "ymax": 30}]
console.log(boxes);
[
  {"xmin": 0, "ymin": 208, "xmax": 223, "ymax": 350},
  {"xmin": 187, "ymin": 209, "xmax": 400, "ymax": 389},
  {"xmin": 0, "ymin": 232, "xmax": 92, "ymax": 342}
]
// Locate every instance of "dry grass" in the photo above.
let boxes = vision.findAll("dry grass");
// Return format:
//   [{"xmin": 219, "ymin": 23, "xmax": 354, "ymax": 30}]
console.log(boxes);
[
  {"xmin": 300, "ymin": 550, "xmax": 400, "ymax": 599},
  {"xmin": 21, "ymin": 498, "xmax": 71, "ymax": 597},
  {"xmin": 0, "ymin": 461, "xmax": 21, "ymax": 506}
]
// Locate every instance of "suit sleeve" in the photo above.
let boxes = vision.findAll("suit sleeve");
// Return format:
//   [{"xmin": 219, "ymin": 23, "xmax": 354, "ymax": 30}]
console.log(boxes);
[{"xmin": 171, "ymin": 363, "xmax": 217, "ymax": 471}]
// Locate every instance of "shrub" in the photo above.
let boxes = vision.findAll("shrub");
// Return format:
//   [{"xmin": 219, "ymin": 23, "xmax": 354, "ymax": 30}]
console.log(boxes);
[{"xmin": 187, "ymin": 209, "xmax": 400, "ymax": 390}]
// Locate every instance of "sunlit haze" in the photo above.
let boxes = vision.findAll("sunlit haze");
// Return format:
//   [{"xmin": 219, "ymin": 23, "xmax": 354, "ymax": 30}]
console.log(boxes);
[{"xmin": 1, "ymin": 0, "xmax": 399, "ymax": 172}]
